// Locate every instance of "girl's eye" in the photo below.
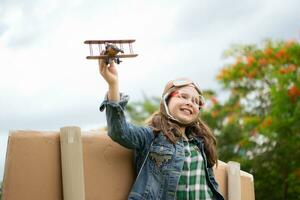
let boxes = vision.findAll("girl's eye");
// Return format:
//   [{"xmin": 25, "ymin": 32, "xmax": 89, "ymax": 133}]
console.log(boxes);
[{"xmin": 180, "ymin": 94, "xmax": 188, "ymax": 99}]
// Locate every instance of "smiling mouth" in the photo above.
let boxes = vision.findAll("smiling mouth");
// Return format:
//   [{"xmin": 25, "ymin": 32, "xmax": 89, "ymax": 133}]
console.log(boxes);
[{"xmin": 180, "ymin": 108, "xmax": 192, "ymax": 115}]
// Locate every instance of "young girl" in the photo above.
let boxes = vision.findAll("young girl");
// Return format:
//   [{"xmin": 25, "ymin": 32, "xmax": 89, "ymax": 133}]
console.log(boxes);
[{"xmin": 99, "ymin": 59, "xmax": 224, "ymax": 200}]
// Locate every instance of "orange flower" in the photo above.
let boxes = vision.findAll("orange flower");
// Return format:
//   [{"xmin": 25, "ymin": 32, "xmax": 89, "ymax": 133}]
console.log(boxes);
[
  {"xmin": 246, "ymin": 56, "xmax": 255, "ymax": 65},
  {"xmin": 261, "ymin": 117, "xmax": 272, "ymax": 128},
  {"xmin": 288, "ymin": 85, "xmax": 300, "ymax": 95},
  {"xmin": 279, "ymin": 68, "xmax": 288, "ymax": 74},
  {"xmin": 267, "ymin": 118, "xmax": 272, "ymax": 126},
  {"xmin": 264, "ymin": 48, "xmax": 273, "ymax": 55},
  {"xmin": 280, "ymin": 64, "xmax": 297, "ymax": 74},
  {"xmin": 211, "ymin": 111, "xmax": 218, "ymax": 118},
  {"xmin": 288, "ymin": 85, "xmax": 300, "ymax": 102},
  {"xmin": 258, "ymin": 58, "xmax": 268, "ymax": 66},
  {"xmin": 275, "ymin": 49, "xmax": 286, "ymax": 58}
]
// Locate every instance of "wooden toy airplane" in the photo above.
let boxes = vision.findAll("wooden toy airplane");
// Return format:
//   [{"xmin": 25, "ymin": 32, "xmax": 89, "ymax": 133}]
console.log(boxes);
[{"xmin": 84, "ymin": 39, "xmax": 138, "ymax": 64}]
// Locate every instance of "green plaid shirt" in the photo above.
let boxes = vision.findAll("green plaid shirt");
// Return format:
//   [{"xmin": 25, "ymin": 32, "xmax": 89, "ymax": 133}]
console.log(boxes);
[{"xmin": 176, "ymin": 139, "xmax": 214, "ymax": 200}]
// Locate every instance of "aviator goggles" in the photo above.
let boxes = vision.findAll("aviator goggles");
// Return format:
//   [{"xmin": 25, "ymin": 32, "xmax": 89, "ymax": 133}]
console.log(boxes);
[{"xmin": 170, "ymin": 91, "xmax": 202, "ymax": 110}]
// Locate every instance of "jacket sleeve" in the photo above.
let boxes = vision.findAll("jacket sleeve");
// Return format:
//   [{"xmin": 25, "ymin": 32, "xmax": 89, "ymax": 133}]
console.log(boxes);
[{"xmin": 99, "ymin": 93, "xmax": 154, "ymax": 150}]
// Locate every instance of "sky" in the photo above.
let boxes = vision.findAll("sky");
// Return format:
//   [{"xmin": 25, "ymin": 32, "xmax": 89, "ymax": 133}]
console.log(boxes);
[{"xmin": 0, "ymin": 0, "xmax": 300, "ymax": 181}]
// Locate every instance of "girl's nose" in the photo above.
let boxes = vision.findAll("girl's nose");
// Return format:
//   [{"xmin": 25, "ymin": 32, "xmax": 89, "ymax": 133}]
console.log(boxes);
[{"xmin": 185, "ymin": 99, "xmax": 193, "ymax": 107}]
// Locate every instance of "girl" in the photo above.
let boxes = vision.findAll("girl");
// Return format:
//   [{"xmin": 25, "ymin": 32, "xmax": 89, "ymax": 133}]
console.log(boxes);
[{"xmin": 99, "ymin": 59, "xmax": 224, "ymax": 200}]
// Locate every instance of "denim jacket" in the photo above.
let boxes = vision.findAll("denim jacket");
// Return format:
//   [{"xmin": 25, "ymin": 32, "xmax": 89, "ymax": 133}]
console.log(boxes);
[{"xmin": 100, "ymin": 94, "xmax": 224, "ymax": 200}]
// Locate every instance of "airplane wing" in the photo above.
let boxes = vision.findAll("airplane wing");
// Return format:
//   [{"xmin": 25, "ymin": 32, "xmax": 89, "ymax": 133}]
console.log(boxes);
[
  {"xmin": 86, "ymin": 54, "xmax": 138, "ymax": 59},
  {"xmin": 84, "ymin": 39, "xmax": 136, "ymax": 44}
]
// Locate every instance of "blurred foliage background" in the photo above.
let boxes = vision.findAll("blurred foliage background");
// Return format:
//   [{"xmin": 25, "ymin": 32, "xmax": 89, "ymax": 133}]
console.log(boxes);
[{"xmin": 126, "ymin": 38, "xmax": 300, "ymax": 200}]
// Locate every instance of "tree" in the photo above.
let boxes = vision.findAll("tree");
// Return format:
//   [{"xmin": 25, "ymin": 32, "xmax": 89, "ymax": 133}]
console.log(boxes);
[{"xmin": 201, "ymin": 39, "xmax": 300, "ymax": 200}]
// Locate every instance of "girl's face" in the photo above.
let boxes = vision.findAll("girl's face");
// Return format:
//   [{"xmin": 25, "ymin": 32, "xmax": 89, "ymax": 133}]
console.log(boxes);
[{"xmin": 167, "ymin": 86, "xmax": 200, "ymax": 124}]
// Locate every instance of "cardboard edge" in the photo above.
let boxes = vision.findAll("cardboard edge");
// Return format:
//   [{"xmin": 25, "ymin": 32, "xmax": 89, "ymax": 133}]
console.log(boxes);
[
  {"xmin": 240, "ymin": 171, "xmax": 254, "ymax": 182},
  {"xmin": 2, "ymin": 131, "xmax": 14, "ymax": 199},
  {"xmin": 8, "ymin": 130, "xmax": 59, "ymax": 137},
  {"xmin": 215, "ymin": 160, "xmax": 254, "ymax": 181}
]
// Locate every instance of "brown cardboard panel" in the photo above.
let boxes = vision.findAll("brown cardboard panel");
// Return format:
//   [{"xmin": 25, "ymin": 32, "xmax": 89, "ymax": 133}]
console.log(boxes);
[
  {"xmin": 214, "ymin": 161, "xmax": 228, "ymax": 199},
  {"xmin": 82, "ymin": 132, "xmax": 135, "ymax": 200},
  {"xmin": 2, "ymin": 130, "xmax": 63, "ymax": 200},
  {"xmin": 3, "ymin": 130, "xmax": 255, "ymax": 200},
  {"xmin": 241, "ymin": 171, "xmax": 255, "ymax": 200}
]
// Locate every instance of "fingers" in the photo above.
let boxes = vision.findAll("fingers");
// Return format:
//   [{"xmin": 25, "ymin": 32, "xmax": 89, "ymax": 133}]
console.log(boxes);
[
  {"xmin": 99, "ymin": 59, "xmax": 112, "ymax": 78},
  {"xmin": 108, "ymin": 60, "xmax": 115, "ymax": 68},
  {"xmin": 99, "ymin": 59, "xmax": 105, "ymax": 75},
  {"xmin": 98, "ymin": 50, "xmax": 107, "ymax": 76}
]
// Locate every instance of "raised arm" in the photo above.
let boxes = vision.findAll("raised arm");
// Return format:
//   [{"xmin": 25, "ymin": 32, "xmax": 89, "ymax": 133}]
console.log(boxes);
[{"xmin": 98, "ymin": 57, "xmax": 154, "ymax": 150}]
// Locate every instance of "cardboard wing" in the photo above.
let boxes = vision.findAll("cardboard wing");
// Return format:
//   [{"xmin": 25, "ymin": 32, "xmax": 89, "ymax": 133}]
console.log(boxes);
[{"xmin": 2, "ymin": 130, "xmax": 255, "ymax": 200}]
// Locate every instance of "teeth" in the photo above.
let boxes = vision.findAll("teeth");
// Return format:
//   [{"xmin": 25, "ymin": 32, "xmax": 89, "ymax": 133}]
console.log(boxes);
[{"xmin": 181, "ymin": 108, "xmax": 191, "ymax": 115}]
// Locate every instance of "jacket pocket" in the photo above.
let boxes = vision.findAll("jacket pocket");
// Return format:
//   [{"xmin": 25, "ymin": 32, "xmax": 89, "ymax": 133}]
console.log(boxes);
[{"xmin": 148, "ymin": 145, "xmax": 174, "ymax": 174}]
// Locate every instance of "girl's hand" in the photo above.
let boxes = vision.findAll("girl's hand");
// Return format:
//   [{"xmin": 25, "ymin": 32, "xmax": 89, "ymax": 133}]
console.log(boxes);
[
  {"xmin": 98, "ymin": 51, "xmax": 120, "ymax": 102},
  {"xmin": 98, "ymin": 52, "xmax": 118, "ymax": 86}
]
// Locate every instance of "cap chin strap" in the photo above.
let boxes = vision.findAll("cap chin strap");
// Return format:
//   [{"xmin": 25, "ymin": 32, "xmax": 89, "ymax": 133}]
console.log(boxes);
[{"xmin": 162, "ymin": 91, "xmax": 197, "ymax": 126}]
